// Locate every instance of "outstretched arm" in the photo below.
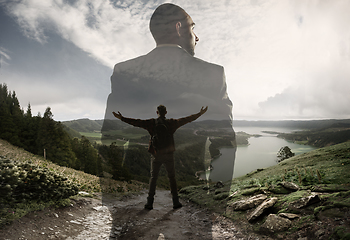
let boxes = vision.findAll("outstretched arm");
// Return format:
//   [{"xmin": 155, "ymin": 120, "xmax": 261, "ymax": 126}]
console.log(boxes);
[
  {"xmin": 199, "ymin": 106, "xmax": 208, "ymax": 116},
  {"xmin": 112, "ymin": 111, "xmax": 153, "ymax": 131},
  {"xmin": 112, "ymin": 111, "xmax": 123, "ymax": 120},
  {"xmin": 173, "ymin": 106, "xmax": 208, "ymax": 130}
]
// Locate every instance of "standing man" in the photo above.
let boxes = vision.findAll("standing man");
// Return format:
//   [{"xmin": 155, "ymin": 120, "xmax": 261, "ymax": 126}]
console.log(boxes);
[
  {"xmin": 112, "ymin": 105, "xmax": 208, "ymax": 209},
  {"xmin": 102, "ymin": 3, "xmax": 236, "ymax": 190}
]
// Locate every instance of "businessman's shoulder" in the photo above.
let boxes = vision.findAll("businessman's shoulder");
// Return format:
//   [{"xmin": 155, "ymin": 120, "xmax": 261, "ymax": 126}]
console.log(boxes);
[
  {"xmin": 113, "ymin": 54, "xmax": 148, "ymax": 73},
  {"xmin": 112, "ymin": 47, "xmax": 224, "ymax": 76},
  {"xmin": 192, "ymin": 56, "xmax": 224, "ymax": 72}
]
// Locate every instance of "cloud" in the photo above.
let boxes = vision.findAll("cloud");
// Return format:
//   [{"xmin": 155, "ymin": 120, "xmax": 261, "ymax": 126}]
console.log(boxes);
[
  {"xmin": 3, "ymin": 0, "xmax": 158, "ymax": 67},
  {"xmin": 3, "ymin": 71, "xmax": 109, "ymax": 121},
  {"xmin": 33, "ymin": 97, "xmax": 106, "ymax": 121},
  {"xmin": 255, "ymin": 0, "xmax": 350, "ymax": 119},
  {"xmin": 0, "ymin": 47, "xmax": 11, "ymax": 68},
  {"xmin": 1, "ymin": 0, "xmax": 350, "ymax": 120},
  {"xmin": 258, "ymin": 61, "xmax": 350, "ymax": 119},
  {"xmin": 202, "ymin": 0, "xmax": 350, "ymax": 120},
  {"xmin": 3, "ymin": 0, "xmax": 286, "ymax": 68}
]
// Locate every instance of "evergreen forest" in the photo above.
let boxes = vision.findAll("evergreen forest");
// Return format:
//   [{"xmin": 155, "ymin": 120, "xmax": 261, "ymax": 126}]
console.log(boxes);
[
  {"xmin": 0, "ymin": 83, "xmax": 105, "ymax": 176},
  {"xmin": 0, "ymin": 83, "xmax": 236, "ymax": 188}
]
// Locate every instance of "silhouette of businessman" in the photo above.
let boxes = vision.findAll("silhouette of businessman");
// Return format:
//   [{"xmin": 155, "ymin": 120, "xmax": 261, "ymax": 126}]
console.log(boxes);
[
  {"xmin": 102, "ymin": 2, "xmax": 236, "ymax": 196},
  {"xmin": 101, "ymin": 3, "xmax": 237, "ymax": 239}
]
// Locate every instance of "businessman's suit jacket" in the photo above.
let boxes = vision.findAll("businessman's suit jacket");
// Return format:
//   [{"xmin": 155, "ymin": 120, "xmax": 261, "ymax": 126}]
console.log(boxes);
[
  {"xmin": 103, "ymin": 45, "xmax": 233, "ymax": 126},
  {"xmin": 102, "ymin": 45, "xmax": 236, "ymax": 182}
]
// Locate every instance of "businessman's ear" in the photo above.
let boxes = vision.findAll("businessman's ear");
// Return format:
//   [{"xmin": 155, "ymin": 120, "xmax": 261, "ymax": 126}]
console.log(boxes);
[{"xmin": 176, "ymin": 22, "xmax": 182, "ymax": 37}]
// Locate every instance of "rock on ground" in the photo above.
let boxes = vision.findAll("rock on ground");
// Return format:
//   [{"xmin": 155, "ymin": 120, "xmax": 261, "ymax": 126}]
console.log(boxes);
[
  {"xmin": 0, "ymin": 190, "xmax": 269, "ymax": 240},
  {"xmin": 228, "ymin": 194, "xmax": 267, "ymax": 211},
  {"xmin": 247, "ymin": 197, "xmax": 278, "ymax": 222},
  {"xmin": 260, "ymin": 214, "xmax": 292, "ymax": 233}
]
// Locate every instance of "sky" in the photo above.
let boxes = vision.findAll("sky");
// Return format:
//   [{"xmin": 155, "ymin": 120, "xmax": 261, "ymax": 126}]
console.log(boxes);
[{"xmin": 0, "ymin": 0, "xmax": 349, "ymax": 121}]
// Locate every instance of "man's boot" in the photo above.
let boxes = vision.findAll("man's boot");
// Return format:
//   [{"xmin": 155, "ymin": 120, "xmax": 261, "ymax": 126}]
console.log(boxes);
[
  {"xmin": 172, "ymin": 195, "xmax": 182, "ymax": 209},
  {"xmin": 144, "ymin": 197, "xmax": 154, "ymax": 210}
]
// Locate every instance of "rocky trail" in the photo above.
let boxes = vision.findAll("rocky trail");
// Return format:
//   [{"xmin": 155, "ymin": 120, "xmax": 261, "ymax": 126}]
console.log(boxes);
[{"xmin": 1, "ymin": 190, "xmax": 267, "ymax": 240}]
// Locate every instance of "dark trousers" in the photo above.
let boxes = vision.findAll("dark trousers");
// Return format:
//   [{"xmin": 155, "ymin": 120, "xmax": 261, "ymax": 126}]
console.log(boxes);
[{"xmin": 148, "ymin": 152, "xmax": 178, "ymax": 198}]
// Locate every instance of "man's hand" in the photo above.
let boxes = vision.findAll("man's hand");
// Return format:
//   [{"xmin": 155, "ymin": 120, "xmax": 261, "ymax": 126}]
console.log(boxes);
[
  {"xmin": 199, "ymin": 106, "xmax": 208, "ymax": 115},
  {"xmin": 112, "ymin": 111, "xmax": 123, "ymax": 120}
]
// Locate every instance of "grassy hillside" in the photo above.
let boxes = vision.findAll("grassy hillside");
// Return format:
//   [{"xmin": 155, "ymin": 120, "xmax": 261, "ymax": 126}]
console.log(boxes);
[
  {"xmin": 0, "ymin": 138, "xmax": 148, "ymax": 226},
  {"xmin": 62, "ymin": 119, "xmax": 104, "ymax": 133},
  {"xmin": 179, "ymin": 141, "xmax": 350, "ymax": 238},
  {"xmin": 181, "ymin": 141, "xmax": 350, "ymax": 207},
  {"xmin": 235, "ymin": 141, "xmax": 350, "ymax": 185},
  {"xmin": 0, "ymin": 139, "xmax": 146, "ymax": 194}
]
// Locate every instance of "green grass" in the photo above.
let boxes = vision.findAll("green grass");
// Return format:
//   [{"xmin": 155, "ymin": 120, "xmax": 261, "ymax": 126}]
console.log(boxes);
[
  {"xmin": 81, "ymin": 130, "xmax": 147, "ymax": 140},
  {"xmin": 99, "ymin": 139, "xmax": 144, "ymax": 147},
  {"xmin": 80, "ymin": 127, "xmax": 149, "ymax": 146},
  {"xmin": 97, "ymin": 128, "xmax": 149, "ymax": 146},
  {"xmin": 233, "ymin": 141, "xmax": 350, "ymax": 186},
  {"xmin": 178, "ymin": 141, "xmax": 350, "ymax": 240},
  {"xmin": 180, "ymin": 141, "xmax": 350, "ymax": 216},
  {"xmin": 0, "ymin": 139, "xmax": 147, "ymax": 194},
  {"xmin": 80, "ymin": 132, "xmax": 102, "ymax": 138},
  {"xmin": 0, "ymin": 139, "xmax": 148, "ymax": 227},
  {"xmin": 80, "ymin": 129, "xmax": 149, "ymax": 146}
]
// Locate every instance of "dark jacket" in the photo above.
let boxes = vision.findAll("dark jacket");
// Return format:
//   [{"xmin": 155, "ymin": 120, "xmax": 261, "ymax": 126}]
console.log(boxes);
[{"xmin": 120, "ymin": 111, "xmax": 203, "ymax": 155}]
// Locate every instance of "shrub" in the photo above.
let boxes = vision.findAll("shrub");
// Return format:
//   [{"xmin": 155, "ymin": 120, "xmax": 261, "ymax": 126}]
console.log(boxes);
[
  {"xmin": 0, "ymin": 156, "xmax": 79, "ymax": 205},
  {"xmin": 277, "ymin": 146, "xmax": 295, "ymax": 162}
]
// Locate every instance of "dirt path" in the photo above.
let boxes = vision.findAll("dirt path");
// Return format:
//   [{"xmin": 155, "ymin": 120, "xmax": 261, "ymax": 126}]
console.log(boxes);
[{"xmin": 1, "ymin": 190, "xmax": 267, "ymax": 240}]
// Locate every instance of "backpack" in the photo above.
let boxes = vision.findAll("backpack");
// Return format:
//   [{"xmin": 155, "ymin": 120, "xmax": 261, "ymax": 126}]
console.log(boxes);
[{"xmin": 151, "ymin": 118, "xmax": 172, "ymax": 151}]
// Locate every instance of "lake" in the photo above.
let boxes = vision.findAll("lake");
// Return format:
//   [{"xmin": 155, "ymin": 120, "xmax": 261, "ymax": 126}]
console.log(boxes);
[{"xmin": 201, "ymin": 127, "xmax": 317, "ymax": 182}]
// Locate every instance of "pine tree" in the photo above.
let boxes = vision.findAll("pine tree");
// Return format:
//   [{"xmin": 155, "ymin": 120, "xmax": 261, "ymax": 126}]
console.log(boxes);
[
  {"xmin": 36, "ymin": 107, "xmax": 76, "ymax": 167},
  {"xmin": 19, "ymin": 103, "xmax": 39, "ymax": 153},
  {"xmin": 71, "ymin": 138, "xmax": 82, "ymax": 170},
  {"xmin": 25, "ymin": 103, "xmax": 32, "ymax": 118},
  {"xmin": 98, "ymin": 143, "xmax": 131, "ymax": 181},
  {"xmin": 0, "ymin": 84, "xmax": 23, "ymax": 146}
]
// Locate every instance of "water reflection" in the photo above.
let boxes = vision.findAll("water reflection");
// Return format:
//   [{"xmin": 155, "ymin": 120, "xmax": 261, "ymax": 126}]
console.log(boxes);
[{"xmin": 202, "ymin": 127, "xmax": 316, "ymax": 180}]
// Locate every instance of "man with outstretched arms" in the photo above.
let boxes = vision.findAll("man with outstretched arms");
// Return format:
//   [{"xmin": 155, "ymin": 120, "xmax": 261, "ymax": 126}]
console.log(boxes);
[{"xmin": 112, "ymin": 105, "xmax": 208, "ymax": 209}]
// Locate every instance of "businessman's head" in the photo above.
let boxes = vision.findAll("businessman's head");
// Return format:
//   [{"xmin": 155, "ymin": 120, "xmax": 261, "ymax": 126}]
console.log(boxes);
[{"xmin": 150, "ymin": 3, "xmax": 199, "ymax": 56}]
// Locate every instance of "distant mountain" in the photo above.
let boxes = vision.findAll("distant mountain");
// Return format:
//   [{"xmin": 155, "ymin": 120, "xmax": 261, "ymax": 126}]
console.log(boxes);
[
  {"xmin": 62, "ymin": 118, "xmax": 134, "ymax": 133},
  {"xmin": 63, "ymin": 118, "xmax": 350, "ymax": 133},
  {"xmin": 233, "ymin": 119, "xmax": 350, "ymax": 129},
  {"xmin": 62, "ymin": 118, "xmax": 104, "ymax": 132},
  {"xmin": 62, "ymin": 125, "xmax": 81, "ymax": 138},
  {"xmin": 278, "ymin": 128, "xmax": 350, "ymax": 148}
]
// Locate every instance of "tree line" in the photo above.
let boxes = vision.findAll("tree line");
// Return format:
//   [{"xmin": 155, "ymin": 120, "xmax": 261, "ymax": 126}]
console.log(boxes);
[
  {"xmin": 0, "ymin": 83, "xmax": 206, "ymax": 187},
  {"xmin": 0, "ymin": 83, "xmax": 103, "ymax": 176}
]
